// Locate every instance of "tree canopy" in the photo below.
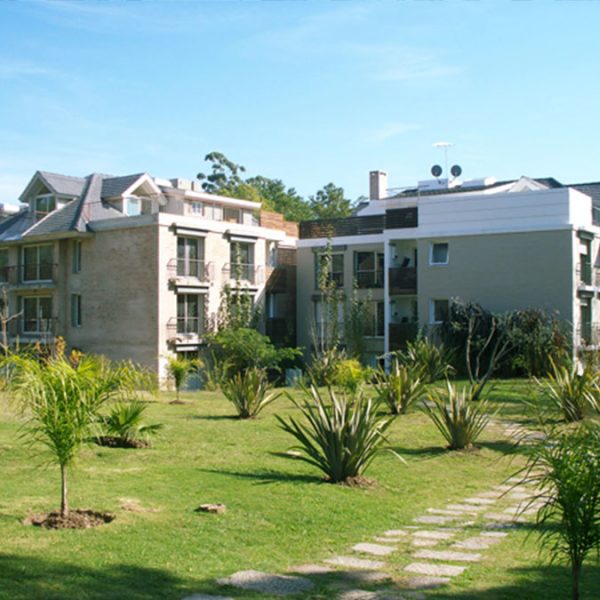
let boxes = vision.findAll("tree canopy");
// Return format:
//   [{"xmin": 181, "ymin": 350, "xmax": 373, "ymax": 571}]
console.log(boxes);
[{"xmin": 196, "ymin": 152, "xmax": 356, "ymax": 222}]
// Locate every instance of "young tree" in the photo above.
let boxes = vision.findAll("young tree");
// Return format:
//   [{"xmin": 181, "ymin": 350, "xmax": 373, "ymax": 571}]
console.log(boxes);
[
  {"xmin": 309, "ymin": 183, "xmax": 355, "ymax": 219},
  {"xmin": 6, "ymin": 351, "xmax": 145, "ymax": 517},
  {"xmin": 166, "ymin": 356, "xmax": 201, "ymax": 403}
]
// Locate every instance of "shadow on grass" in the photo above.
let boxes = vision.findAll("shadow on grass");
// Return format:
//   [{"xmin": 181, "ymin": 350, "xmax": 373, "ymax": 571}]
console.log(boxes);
[
  {"xmin": 0, "ymin": 553, "xmax": 191, "ymax": 600},
  {"xmin": 188, "ymin": 414, "xmax": 239, "ymax": 421},
  {"xmin": 424, "ymin": 563, "xmax": 600, "ymax": 600},
  {"xmin": 390, "ymin": 445, "xmax": 447, "ymax": 459},
  {"xmin": 198, "ymin": 467, "xmax": 323, "ymax": 485}
]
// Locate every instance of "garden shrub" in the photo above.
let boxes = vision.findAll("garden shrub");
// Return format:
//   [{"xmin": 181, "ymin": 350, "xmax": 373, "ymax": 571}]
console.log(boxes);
[{"xmin": 373, "ymin": 361, "xmax": 425, "ymax": 415}]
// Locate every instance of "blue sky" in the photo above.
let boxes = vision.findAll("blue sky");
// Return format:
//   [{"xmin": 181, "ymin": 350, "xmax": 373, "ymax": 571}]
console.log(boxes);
[{"xmin": 1, "ymin": 0, "xmax": 600, "ymax": 204}]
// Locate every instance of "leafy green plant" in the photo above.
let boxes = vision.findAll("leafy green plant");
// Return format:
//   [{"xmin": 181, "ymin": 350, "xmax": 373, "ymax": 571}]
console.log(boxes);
[
  {"xmin": 220, "ymin": 367, "xmax": 280, "ymax": 419},
  {"xmin": 519, "ymin": 423, "xmax": 600, "ymax": 600},
  {"xmin": 98, "ymin": 400, "xmax": 163, "ymax": 448},
  {"xmin": 423, "ymin": 382, "xmax": 491, "ymax": 450},
  {"xmin": 399, "ymin": 336, "xmax": 454, "ymax": 384},
  {"xmin": 333, "ymin": 358, "xmax": 368, "ymax": 394},
  {"xmin": 537, "ymin": 357, "xmax": 599, "ymax": 422},
  {"xmin": 307, "ymin": 345, "xmax": 347, "ymax": 387},
  {"xmin": 5, "ymin": 352, "xmax": 146, "ymax": 517},
  {"xmin": 166, "ymin": 356, "xmax": 201, "ymax": 403},
  {"xmin": 276, "ymin": 385, "xmax": 396, "ymax": 483},
  {"xmin": 373, "ymin": 361, "xmax": 425, "ymax": 415}
]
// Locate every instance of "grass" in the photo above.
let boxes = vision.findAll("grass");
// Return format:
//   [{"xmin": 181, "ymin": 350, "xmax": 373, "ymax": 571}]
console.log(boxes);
[{"xmin": 0, "ymin": 379, "xmax": 598, "ymax": 599}]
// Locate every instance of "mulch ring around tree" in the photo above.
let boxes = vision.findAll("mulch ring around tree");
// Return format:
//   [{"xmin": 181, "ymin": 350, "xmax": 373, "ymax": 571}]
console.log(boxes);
[
  {"xmin": 23, "ymin": 509, "xmax": 115, "ymax": 529},
  {"xmin": 94, "ymin": 436, "xmax": 149, "ymax": 449}
]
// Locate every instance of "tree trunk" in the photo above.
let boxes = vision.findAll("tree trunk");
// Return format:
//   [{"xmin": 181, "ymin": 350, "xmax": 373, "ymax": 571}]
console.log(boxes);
[
  {"xmin": 572, "ymin": 561, "xmax": 580, "ymax": 600},
  {"xmin": 60, "ymin": 463, "xmax": 69, "ymax": 517}
]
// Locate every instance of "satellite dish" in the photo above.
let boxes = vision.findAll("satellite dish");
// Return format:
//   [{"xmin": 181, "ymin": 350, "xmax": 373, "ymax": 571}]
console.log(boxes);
[
  {"xmin": 451, "ymin": 165, "xmax": 462, "ymax": 177},
  {"xmin": 431, "ymin": 164, "xmax": 443, "ymax": 178}
]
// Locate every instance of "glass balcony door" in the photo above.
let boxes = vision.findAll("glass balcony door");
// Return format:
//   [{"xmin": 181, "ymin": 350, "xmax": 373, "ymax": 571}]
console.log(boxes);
[
  {"xmin": 22, "ymin": 244, "xmax": 53, "ymax": 282},
  {"xmin": 177, "ymin": 237, "xmax": 204, "ymax": 278},
  {"xmin": 22, "ymin": 296, "xmax": 52, "ymax": 333},
  {"xmin": 177, "ymin": 294, "xmax": 204, "ymax": 335}
]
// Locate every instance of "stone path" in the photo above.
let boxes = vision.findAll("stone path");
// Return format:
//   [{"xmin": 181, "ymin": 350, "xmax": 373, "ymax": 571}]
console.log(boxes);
[{"xmin": 185, "ymin": 418, "xmax": 545, "ymax": 599}]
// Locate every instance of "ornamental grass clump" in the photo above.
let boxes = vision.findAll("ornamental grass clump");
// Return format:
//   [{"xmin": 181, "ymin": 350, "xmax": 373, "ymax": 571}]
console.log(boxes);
[
  {"xmin": 98, "ymin": 400, "xmax": 163, "ymax": 448},
  {"xmin": 373, "ymin": 361, "xmax": 425, "ymax": 415},
  {"xmin": 536, "ymin": 357, "xmax": 599, "ymax": 422},
  {"xmin": 423, "ymin": 381, "xmax": 491, "ymax": 450},
  {"xmin": 276, "ymin": 385, "xmax": 396, "ymax": 484},
  {"xmin": 519, "ymin": 423, "xmax": 600, "ymax": 600},
  {"xmin": 220, "ymin": 366, "xmax": 280, "ymax": 419},
  {"xmin": 400, "ymin": 337, "xmax": 454, "ymax": 384}
]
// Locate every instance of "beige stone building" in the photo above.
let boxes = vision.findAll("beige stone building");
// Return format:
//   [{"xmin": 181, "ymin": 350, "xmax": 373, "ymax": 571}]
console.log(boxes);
[
  {"xmin": 296, "ymin": 171, "xmax": 600, "ymax": 365},
  {"xmin": 0, "ymin": 171, "xmax": 297, "ymax": 377}
]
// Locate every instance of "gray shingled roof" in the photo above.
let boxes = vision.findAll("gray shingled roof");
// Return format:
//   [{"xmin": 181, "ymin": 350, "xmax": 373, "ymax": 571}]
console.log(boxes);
[
  {"xmin": 38, "ymin": 171, "xmax": 86, "ymax": 197},
  {"xmin": 101, "ymin": 173, "xmax": 146, "ymax": 199}
]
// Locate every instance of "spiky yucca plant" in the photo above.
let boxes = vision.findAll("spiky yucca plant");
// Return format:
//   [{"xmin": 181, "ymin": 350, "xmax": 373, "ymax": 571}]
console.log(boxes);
[
  {"xmin": 276, "ymin": 385, "xmax": 396, "ymax": 483},
  {"xmin": 401, "ymin": 337, "xmax": 454, "ymax": 384},
  {"xmin": 423, "ymin": 382, "xmax": 490, "ymax": 450},
  {"xmin": 100, "ymin": 400, "xmax": 163, "ymax": 447},
  {"xmin": 220, "ymin": 367, "xmax": 280, "ymax": 419},
  {"xmin": 537, "ymin": 357, "xmax": 599, "ymax": 422},
  {"xmin": 373, "ymin": 361, "xmax": 425, "ymax": 415}
]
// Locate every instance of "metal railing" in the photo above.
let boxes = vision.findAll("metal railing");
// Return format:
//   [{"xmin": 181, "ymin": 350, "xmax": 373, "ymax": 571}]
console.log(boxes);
[
  {"xmin": 167, "ymin": 258, "xmax": 213, "ymax": 282},
  {"xmin": 0, "ymin": 264, "xmax": 58, "ymax": 286},
  {"xmin": 10, "ymin": 317, "xmax": 57, "ymax": 337},
  {"xmin": 166, "ymin": 317, "xmax": 206, "ymax": 340},
  {"xmin": 389, "ymin": 267, "xmax": 417, "ymax": 295},
  {"xmin": 222, "ymin": 263, "xmax": 263, "ymax": 285}
]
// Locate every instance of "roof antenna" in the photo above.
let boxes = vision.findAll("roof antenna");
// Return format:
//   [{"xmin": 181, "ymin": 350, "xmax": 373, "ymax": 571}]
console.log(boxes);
[{"xmin": 432, "ymin": 141, "xmax": 462, "ymax": 184}]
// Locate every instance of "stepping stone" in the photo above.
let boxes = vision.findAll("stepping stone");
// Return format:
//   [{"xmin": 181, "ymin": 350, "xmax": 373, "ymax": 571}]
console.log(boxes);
[
  {"xmin": 463, "ymin": 497, "xmax": 497, "ymax": 505},
  {"xmin": 374, "ymin": 536, "xmax": 404, "ymax": 543},
  {"xmin": 289, "ymin": 564, "xmax": 333, "ymax": 575},
  {"xmin": 427, "ymin": 508, "xmax": 472, "ymax": 516},
  {"xmin": 494, "ymin": 485, "xmax": 513, "ymax": 492},
  {"xmin": 413, "ymin": 530, "xmax": 455, "ymax": 540},
  {"xmin": 405, "ymin": 562, "xmax": 467, "ymax": 577},
  {"xmin": 325, "ymin": 556, "xmax": 386, "ymax": 570},
  {"xmin": 413, "ymin": 550, "xmax": 481, "ymax": 563},
  {"xmin": 446, "ymin": 504, "xmax": 485, "ymax": 512},
  {"xmin": 338, "ymin": 591, "xmax": 423, "ymax": 600},
  {"xmin": 335, "ymin": 570, "xmax": 389, "ymax": 584},
  {"xmin": 413, "ymin": 515, "xmax": 456, "ymax": 525},
  {"xmin": 412, "ymin": 538, "xmax": 439, "ymax": 547},
  {"xmin": 508, "ymin": 491, "xmax": 531, "ymax": 500},
  {"xmin": 452, "ymin": 536, "xmax": 503, "ymax": 550},
  {"xmin": 484, "ymin": 512, "xmax": 525, "ymax": 523},
  {"xmin": 352, "ymin": 543, "xmax": 396, "ymax": 556},
  {"xmin": 183, "ymin": 595, "xmax": 233, "ymax": 600},
  {"xmin": 480, "ymin": 531, "xmax": 508, "ymax": 538},
  {"xmin": 477, "ymin": 490, "xmax": 505, "ymax": 499},
  {"xmin": 216, "ymin": 570, "xmax": 313, "ymax": 596},
  {"xmin": 404, "ymin": 576, "xmax": 450, "ymax": 589},
  {"xmin": 383, "ymin": 529, "xmax": 408, "ymax": 537}
]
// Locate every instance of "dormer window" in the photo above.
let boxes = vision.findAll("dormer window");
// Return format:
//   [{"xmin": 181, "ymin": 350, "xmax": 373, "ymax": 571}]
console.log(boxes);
[
  {"xmin": 124, "ymin": 196, "xmax": 142, "ymax": 216},
  {"xmin": 34, "ymin": 194, "xmax": 55, "ymax": 219}
]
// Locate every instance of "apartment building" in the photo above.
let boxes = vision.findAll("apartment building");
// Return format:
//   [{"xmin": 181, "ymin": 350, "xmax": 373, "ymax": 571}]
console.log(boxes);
[
  {"xmin": 296, "ymin": 171, "xmax": 600, "ymax": 365},
  {"xmin": 0, "ymin": 171, "xmax": 297, "ymax": 377}
]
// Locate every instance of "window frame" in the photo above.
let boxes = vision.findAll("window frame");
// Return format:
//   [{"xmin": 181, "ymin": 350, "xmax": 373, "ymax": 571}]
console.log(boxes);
[
  {"xmin": 21, "ymin": 295, "xmax": 53, "ymax": 333},
  {"xmin": 354, "ymin": 251, "xmax": 384, "ymax": 288},
  {"xmin": 72, "ymin": 240, "xmax": 82, "ymax": 274},
  {"xmin": 22, "ymin": 243, "xmax": 54, "ymax": 282},
  {"xmin": 429, "ymin": 298, "xmax": 450, "ymax": 324},
  {"xmin": 315, "ymin": 252, "xmax": 344, "ymax": 288},
  {"xmin": 429, "ymin": 242, "xmax": 449, "ymax": 266},
  {"xmin": 71, "ymin": 293, "xmax": 82, "ymax": 328}
]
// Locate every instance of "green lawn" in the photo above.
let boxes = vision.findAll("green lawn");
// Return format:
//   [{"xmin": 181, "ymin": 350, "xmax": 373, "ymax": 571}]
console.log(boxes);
[{"xmin": 0, "ymin": 380, "xmax": 598, "ymax": 599}]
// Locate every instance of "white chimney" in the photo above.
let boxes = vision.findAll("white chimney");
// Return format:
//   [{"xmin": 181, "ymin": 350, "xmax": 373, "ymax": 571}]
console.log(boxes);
[{"xmin": 369, "ymin": 170, "xmax": 388, "ymax": 201}]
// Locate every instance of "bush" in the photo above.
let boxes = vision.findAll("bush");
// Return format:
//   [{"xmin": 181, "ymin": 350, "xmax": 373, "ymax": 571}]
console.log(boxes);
[
  {"xmin": 519, "ymin": 423, "xmax": 600, "ymax": 600},
  {"xmin": 333, "ymin": 359, "xmax": 368, "ymax": 394},
  {"xmin": 307, "ymin": 346, "xmax": 347, "ymax": 387},
  {"xmin": 276, "ymin": 385, "xmax": 395, "ymax": 483},
  {"xmin": 537, "ymin": 357, "xmax": 599, "ymax": 422},
  {"xmin": 399, "ymin": 336, "xmax": 454, "ymax": 384},
  {"xmin": 98, "ymin": 400, "xmax": 163, "ymax": 448},
  {"xmin": 373, "ymin": 361, "xmax": 425, "ymax": 415},
  {"xmin": 220, "ymin": 367, "xmax": 280, "ymax": 419},
  {"xmin": 423, "ymin": 382, "xmax": 491, "ymax": 450}
]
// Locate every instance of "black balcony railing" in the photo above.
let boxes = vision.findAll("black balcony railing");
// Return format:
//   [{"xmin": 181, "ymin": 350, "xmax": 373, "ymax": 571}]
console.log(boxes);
[
  {"xmin": 20, "ymin": 263, "xmax": 57, "ymax": 284},
  {"xmin": 355, "ymin": 270, "xmax": 384, "ymax": 289},
  {"xmin": 389, "ymin": 267, "xmax": 417, "ymax": 295},
  {"xmin": 167, "ymin": 258, "xmax": 213, "ymax": 282},
  {"xmin": 222, "ymin": 263, "xmax": 262, "ymax": 285}
]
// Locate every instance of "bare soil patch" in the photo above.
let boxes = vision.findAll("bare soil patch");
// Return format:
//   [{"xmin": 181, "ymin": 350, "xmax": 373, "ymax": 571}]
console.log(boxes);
[
  {"xmin": 23, "ymin": 509, "xmax": 114, "ymax": 529},
  {"xmin": 95, "ymin": 436, "xmax": 149, "ymax": 449}
]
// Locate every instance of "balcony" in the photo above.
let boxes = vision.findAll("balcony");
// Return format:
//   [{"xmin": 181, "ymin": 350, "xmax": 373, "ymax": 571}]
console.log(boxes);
[
  {"xmin": 0, "ymin": 264, "xmax": 58, "ymax": 288},
  {"xmin": 355, "ymin": 271, "xmax": 384, "ymax": 289},
  {"xmin": 166, "ymin": 317, "xmax": 207, "ymax": 345},
  {"xmin": 389, "ymin": 322, "xmax": 419, "ymax": 352},
  {"xmin": 8, "ymin": 317, "xmax": 58, "ymax": 340},
  {"xmin": 389, "ymin": 267, "xmax": 417, "ymax": 295},
  {"xmin": 222, "ymin": 263, "xmax": 263, "ymax": 286},
  {"xmin": 167, "ymin": 259, "xmax": 214, "ymax": 283}
]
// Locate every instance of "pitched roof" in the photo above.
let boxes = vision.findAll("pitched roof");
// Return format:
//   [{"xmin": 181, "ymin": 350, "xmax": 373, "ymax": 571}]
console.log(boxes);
[
  {"xmin": 101, "ymin": 173, "xmax": 146, "ymax": 198},
  {"xmin": 37, "ymin": 171, "xmax": 86, "ymax": 197}
]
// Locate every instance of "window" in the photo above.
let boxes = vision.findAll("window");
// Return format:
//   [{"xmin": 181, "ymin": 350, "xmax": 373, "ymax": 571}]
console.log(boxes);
[
  {"xmin": 0, "ymin": 248, "xmax": 9, "ymax": 283},
  {"xmin": 354, "ymin": 251, "xmax": 384, "ymax": 288},
  {"xmin": 177, "ymin": 237, "xmax": 204, "ymax": 278},
  {"xmin": 224, "ymin": 207, "xmax": 241, "ymax": 224},
  {"xmin": 22, "ymin": 296, "xmax": 52, "ymax": 333},
  {"xmin": 71, "ymin": 294, "xmax": 81, "ymax": 327},
  {"xmin": 22, "ymin": 244, "xmax": 53, "ymax": 282},
  {"xmin": 365, "ymin": 301, "xmax": 385, "ymax": 337},
  {"xmin": 191, "ymin": 202, "xmax": 203, "ymax": 215},
  {"xmin": 430, "ymin": 242, "xmax": 449, "ymax": 265},
  {"xmin": 230, "ymin": 241, "xmax": 254, "ymax": 282},
  {"xmin": 315, "ymin": 252, "xmax": 344, "ymax": 288},
  {"xmin": 430, "ymin": 299, "xmax": 449, "ymax": 324},
  {"xmin": 124, "ymin": 196, "xmax": 141, "ymax": 216},
  {"xmin": 34, "ymin": 194, "xmax": 55, "ymax": 218},
  {"xmin": 202, "ymin": 202, "xmax": 223, "ymax": 221},
  {"xmin": 72, "ymin": 240, "xmax": 82, "ymax": 273},
  {"xmin": 177, "ymin": 294, "xmax": 204, "ymax": 335}
]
